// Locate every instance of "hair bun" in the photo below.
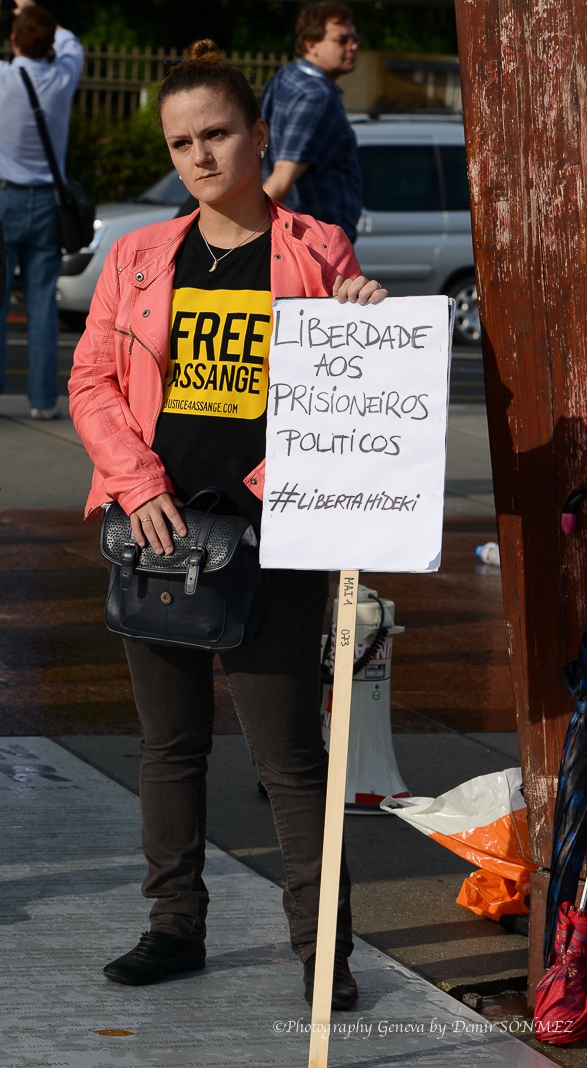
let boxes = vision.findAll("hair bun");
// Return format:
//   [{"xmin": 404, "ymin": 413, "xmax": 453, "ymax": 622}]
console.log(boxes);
[{"xmin": 187, "ymin": 39, "xmax": 223, "ymax": 63}]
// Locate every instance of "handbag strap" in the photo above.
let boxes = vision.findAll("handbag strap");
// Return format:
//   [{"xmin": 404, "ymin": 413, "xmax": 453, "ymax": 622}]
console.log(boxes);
[
  {"xmin": 19, "ymin": 67, "xmax": 69, "ymax": 205},
  {"xmin": 185, "ymin": 486, "xmax": 223, "ymax": 512}
]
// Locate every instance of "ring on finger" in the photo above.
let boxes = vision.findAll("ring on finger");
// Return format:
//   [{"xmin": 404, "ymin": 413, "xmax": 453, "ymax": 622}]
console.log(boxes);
[{"xmin": 140, "ymin": 518, "xmax": 153, "ymax": 524}]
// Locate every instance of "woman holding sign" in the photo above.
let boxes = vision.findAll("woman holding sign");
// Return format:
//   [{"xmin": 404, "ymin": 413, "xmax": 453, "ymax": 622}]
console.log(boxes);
[{"xmin": 69, "ymin": 40, "xmax": 386, "ymax": 1007}]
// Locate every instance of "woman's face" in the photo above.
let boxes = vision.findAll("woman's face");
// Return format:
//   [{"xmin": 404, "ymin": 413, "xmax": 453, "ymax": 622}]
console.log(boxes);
[{"xmin": 161, "ymin": 87, "xmax": 268, "ymax": 208}]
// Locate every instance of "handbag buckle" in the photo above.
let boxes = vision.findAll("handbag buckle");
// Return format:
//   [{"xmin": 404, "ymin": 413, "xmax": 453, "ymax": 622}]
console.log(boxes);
[
  {"xmin": 120, "ymin": 542, "xmax": 138, "ymax": 590},
  {"xmin": 185, "ymin": 547, "xmax": 205, "ymax": 596}
]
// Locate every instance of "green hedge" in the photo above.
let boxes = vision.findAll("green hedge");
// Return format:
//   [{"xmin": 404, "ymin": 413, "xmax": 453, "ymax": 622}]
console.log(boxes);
[{"xmin": 66, "ymin": 103, "xmax": 172, "ymax": 205}]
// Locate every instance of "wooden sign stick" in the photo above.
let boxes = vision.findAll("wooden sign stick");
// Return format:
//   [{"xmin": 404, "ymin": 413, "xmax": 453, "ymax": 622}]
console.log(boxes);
[{"xmin": 308, "ymin": 569, "xmax": 359, "ymax": 1068}]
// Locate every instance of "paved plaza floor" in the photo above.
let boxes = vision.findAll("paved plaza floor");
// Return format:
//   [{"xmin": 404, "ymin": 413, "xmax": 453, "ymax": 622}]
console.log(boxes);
[
  {"xmin": 0, "ymin": 737, "xmax": 551, "ymax": 1068},
  {"xmin": 1, "ymin": 337, "xmax": 559, "ymax": 1064},
  {"xmin": 0, "ymin": 392, "xmax": 494, "ymax": 514}
]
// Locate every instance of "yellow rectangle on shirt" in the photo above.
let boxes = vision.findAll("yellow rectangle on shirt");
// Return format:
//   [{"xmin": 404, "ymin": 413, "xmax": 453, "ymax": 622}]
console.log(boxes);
[{"xmin": 163, "ymin": 287, "xmax": 272, "ymax": 419}]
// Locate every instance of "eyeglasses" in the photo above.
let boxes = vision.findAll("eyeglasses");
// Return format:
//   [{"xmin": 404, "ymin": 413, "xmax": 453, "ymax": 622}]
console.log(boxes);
[{"xmin": 325, "ymin": 33, "xmax": 362, "ymax": 46}]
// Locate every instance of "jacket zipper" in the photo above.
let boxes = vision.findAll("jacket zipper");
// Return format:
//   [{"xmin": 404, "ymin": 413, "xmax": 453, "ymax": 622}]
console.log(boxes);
[
  {"xmin": 114, "ymin": 326, "xmax": 136, "ymax": 354},
  {"xmin": 114, "ymin": 325, "xmax": 163, "ymax": 445}
]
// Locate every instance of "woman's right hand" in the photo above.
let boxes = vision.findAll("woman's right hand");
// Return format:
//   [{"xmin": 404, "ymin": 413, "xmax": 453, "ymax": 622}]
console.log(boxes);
[{"xmin": 130, "ymin": 493, "xmax": 187, "ymax": 556}]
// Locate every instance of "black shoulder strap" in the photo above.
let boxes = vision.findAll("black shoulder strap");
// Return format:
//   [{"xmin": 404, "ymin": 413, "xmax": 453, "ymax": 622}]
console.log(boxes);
[
  {"xmin": 19, "ymin": 67, "xmax": 68, "ymax": 204},
  {"xmin": 185, "ymin": 486, "xmax": 223, "ymax": 512}
]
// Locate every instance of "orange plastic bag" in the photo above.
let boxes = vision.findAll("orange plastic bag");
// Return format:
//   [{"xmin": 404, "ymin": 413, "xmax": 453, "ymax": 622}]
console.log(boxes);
[
  {"xmin": 456, "ymin": 870, "xmax": 529, "ymax": 919},
  {"xmin": 381, "ymin": 767, "xmax": 536, "ymax": 921}
]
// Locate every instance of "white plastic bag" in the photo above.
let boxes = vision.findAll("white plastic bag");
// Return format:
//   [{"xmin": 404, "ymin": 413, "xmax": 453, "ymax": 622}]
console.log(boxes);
[{"xmin": 381, "ymin": 768, "xmax": 537, "ymax": 920}]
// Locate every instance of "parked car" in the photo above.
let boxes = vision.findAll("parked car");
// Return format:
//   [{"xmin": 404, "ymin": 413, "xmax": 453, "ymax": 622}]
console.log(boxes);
[
  {"xmin": 56, "ymin": 169, "xmax": 184, "ymax": 329},
  {"xmin": 57, "ymin": 115, "xmax": 479, "ymax": 345},
  {"xmin": 351, "ymin": 114, "xmax": 478, "ymax": 345}
]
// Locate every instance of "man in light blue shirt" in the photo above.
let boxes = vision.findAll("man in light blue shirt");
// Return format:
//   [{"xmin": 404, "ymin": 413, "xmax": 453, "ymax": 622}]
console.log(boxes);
[{"xmin": 0, "ymin": 0, "xmax": 83, "ymax": 418}]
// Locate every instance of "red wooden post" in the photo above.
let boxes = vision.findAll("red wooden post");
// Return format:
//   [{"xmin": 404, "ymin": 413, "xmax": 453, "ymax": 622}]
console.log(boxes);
[{"xmin": 453, "ymin": 0, "xmax": 587, "ymax": 1000}]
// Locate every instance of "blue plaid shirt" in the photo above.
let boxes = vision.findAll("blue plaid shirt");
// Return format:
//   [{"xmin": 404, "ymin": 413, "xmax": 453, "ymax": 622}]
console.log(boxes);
[{"xmin": 260, "ymin": 59, "xmax": 362, "ymax": 243}]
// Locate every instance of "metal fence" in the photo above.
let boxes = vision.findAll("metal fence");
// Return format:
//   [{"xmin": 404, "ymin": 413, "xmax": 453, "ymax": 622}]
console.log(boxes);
[
  {"xmin": 0, "ymin": 42, "xmax": 289, "ymax": 119},
  {"xmin": 0, "ymin": 42, "xmax": 462, "ymax": 119}
]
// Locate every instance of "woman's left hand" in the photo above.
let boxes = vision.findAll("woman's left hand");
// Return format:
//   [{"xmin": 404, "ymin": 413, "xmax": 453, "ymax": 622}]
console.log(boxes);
[{"xmin": 333, "ymin": 275, "xmax": 388, "ymax": 305}]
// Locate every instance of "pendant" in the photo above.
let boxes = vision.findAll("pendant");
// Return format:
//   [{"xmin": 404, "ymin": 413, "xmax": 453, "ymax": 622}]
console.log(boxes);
[{"xmin": 209, "ymin": 259, "xmax": 218, "ymax": 273}]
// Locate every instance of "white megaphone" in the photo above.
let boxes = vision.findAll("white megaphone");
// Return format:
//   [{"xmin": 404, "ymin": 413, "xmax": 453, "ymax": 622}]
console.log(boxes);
[{"xmin": 321, "ymin": 584, "xmax": 410, "ymax": 813}]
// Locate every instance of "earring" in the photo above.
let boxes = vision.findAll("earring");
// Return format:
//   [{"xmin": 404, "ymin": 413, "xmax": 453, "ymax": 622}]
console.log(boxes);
[{"xmin": 260, "ymin": 150, "xmax": 265, "ymax": 159}]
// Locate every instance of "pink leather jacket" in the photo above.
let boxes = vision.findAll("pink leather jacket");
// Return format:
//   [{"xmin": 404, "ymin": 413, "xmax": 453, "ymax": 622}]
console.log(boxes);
[{"xmin": 69, "ymin": 198, "xmax": 361, "ymax": 521}]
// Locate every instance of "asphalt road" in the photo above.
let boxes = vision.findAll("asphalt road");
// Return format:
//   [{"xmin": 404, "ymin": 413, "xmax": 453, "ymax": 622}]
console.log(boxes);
[
  {"xmin": 450, "ymin": 346, "xmax": 485, "ymax": 404},
  {"xmin": 4, "ymin": 321, "xmax": 82, "ymax": 397},
  {"xmin": 4, "ymin": 322, "xmax": 486, "ymax": 405}
]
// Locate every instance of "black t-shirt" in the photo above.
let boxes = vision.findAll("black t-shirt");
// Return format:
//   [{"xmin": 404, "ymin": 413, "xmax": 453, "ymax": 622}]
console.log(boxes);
[{"xmin": 152, "ymin": 223, "xmax": 272, "ymax": 532}]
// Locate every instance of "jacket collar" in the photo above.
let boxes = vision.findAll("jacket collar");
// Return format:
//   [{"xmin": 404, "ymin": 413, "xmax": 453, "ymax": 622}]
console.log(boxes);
[{"xmin": 122, "ymin": 197, "xmax": 303, "ymax": 281}]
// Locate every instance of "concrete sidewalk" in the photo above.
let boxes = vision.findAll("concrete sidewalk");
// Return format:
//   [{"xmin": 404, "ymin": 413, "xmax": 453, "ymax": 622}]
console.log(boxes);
[
  {"xmin": 445, "ymin": 406, "xmax": 494, "ymax": 515},
  {"xmin": 0, "ymin": 394, "xmax": 495, "ymax": 515},
  {"xmin": 0, "ymin": 507, "xmax": 526, "ymax": 1006},
  {"xmin": 56, "ymin": 730, "xmax": 530, "ymax": 1000},
  {"xmin": 0, "ymin": 395, "xmax": 92, "ymax": 509},
  {"xmin": 0, "ymin": 736, "xmax": 548, "ymax": 1068}
]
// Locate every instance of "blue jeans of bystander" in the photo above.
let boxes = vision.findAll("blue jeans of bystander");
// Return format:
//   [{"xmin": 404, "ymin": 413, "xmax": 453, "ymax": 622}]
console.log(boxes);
[{"xmin": 0, "ymin": 184, "xmax": 62, "ymax": 410}]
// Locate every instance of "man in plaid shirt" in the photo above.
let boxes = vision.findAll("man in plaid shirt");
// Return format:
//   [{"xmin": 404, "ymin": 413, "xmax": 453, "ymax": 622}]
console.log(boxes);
[{"xmin": 261, "ymin": 2, "xmax": 362, "ymax": 243}]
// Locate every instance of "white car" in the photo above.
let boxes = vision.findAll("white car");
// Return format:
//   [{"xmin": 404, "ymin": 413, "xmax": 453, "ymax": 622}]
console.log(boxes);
[
  {"xmin": 56, "ymin": 169, "xmax": 184, "ymax": 329},
  {"xmin": 351, "ymin": 114, "xmax": 478, "ymax": 344},
  {"xmin": 58, "ymin": 116, "xmax": 479, "ymax": 345}
]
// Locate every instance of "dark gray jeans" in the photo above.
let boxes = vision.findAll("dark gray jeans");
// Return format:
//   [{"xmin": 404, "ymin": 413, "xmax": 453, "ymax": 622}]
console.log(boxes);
[{"xmin": 124, "ymin": 569, "xmax": 353, "ymax": 963}]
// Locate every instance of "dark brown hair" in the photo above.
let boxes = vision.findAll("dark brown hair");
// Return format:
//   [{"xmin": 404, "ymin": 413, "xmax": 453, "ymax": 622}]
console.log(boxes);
[
  {"xmin": 13, "ymin": 4, "xmax": 56, "ymax": 59},
  {"xmin": 294, "ymin": 2, "xmax": 353, "ymax": 57},
  {"xmin": 156, "ymin": 39, "xmax": 261, "ymax": 128}
]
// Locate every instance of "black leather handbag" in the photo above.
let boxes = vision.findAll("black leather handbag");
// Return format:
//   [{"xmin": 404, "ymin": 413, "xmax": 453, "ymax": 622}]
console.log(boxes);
[
  {"xmin": 100, "ymin": 490, "xmax": 265, "ymax": 651},
  {"xmin": 20, "ymin": 69, "xmax": 95, "ymax": 254}
]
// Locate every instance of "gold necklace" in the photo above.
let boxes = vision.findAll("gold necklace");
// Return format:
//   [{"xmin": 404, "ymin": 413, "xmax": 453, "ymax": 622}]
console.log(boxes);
[{"xmin": 199, "ymin": 211, "xmax": 271, "ymax": 273}]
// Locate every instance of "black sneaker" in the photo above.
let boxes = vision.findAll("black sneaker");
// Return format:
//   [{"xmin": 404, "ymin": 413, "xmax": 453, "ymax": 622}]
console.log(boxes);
[
  {"xmin": 303, "ymin": 949, "xmax": 358, "ymax": 1011},
  {"xmin": 103, "ymin": 931, "xmax": 206, "ymax": 986}
]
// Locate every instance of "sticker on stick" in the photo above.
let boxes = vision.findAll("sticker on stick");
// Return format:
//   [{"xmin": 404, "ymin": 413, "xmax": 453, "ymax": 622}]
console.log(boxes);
[{"xmin": 260, "ymin": 295, "xmax": 453, "ymax": 572}]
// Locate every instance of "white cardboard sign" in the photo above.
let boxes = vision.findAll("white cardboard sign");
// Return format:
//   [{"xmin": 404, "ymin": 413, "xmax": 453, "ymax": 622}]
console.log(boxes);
[{"xmin": 260, "ymin": 295, "xmax": 453, "ymax": 572}]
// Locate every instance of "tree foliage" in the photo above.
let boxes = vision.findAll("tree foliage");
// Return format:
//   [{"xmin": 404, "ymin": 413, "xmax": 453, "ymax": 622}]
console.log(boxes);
[
  {"xmin": 66, "ymin": 99, "xmax": 170, "ymax": 204},
  {"xmin": 46, "ymin": 2, "xmax": 458, "ymax": 204},
  {"xmin": 0, "ymin": 1, "xmax": 457, "ymax": 56}
]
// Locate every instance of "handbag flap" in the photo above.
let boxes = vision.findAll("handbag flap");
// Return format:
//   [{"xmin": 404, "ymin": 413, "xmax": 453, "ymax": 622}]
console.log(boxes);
[{"xmin": 100, "ymin": 502, "xmax": 254, "ymax": 573}]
